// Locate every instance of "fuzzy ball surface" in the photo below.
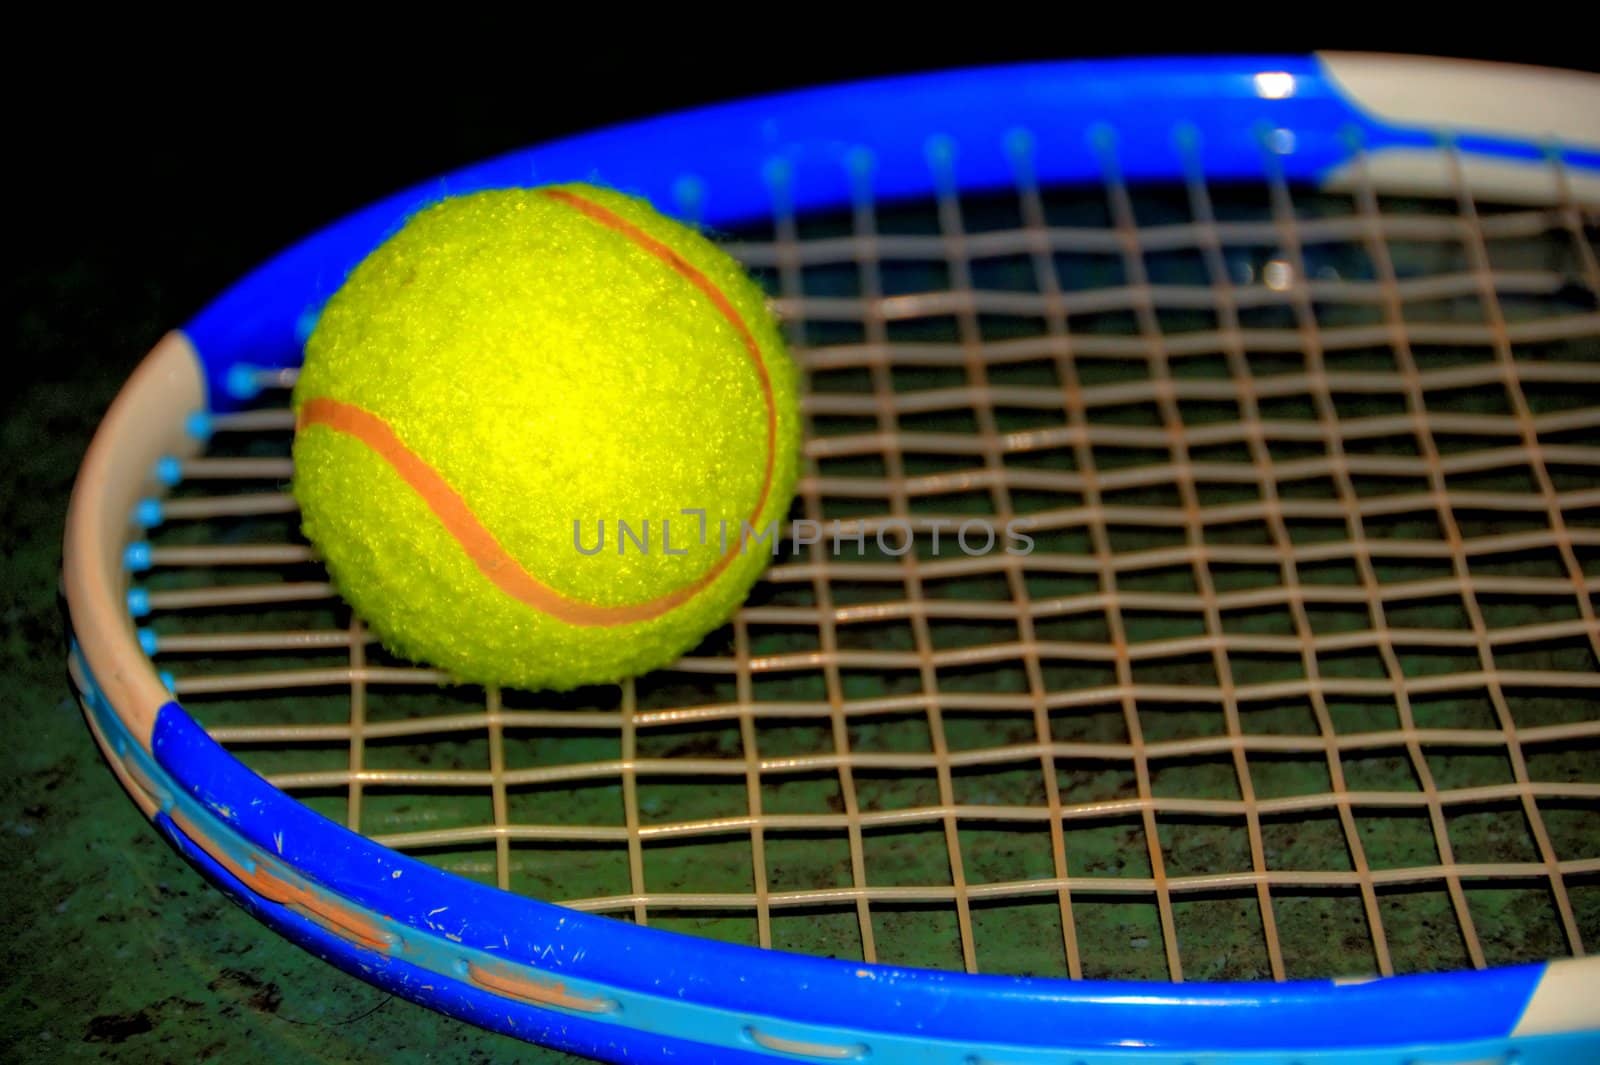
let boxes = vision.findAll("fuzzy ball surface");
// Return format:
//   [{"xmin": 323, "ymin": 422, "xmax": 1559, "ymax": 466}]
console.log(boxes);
[{"xmin": 292, "ymin": 184, "xmax": 800, "ymax": 690}]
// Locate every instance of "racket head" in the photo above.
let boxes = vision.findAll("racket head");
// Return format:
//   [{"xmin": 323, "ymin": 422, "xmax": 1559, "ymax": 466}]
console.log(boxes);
[{"xmin": 65, "ymin": 53, "xmax": 1600, "ymax": 1063}]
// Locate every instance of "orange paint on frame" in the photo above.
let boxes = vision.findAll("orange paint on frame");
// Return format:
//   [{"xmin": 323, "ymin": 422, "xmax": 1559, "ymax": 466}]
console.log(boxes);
[{"xmin": 466, "ymin": 960, "xmax": 617, "ymax": 1014}]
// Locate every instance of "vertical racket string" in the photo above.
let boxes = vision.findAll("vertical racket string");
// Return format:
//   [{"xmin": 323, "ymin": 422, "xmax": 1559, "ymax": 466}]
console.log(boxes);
[
  {"xmin": 620, "ymin": 678, "xmax": 648, "ymax": 927},
  {"xmin": 777, "ymin": 157, "xmax": 879, "ymax": 964},
  {"xmin": 345, "ymin": 615, "xmax": 368, "ymax": 833},
  {"xmin": 848, "ymin": 148, "xmax": 980, "ymax": 972},
  {"xmin": 1176, "ymin": 137, "xmax": 1396, "ymax": 978},
  {"xmin": 1262, "ymin": 135, "xmax": 1490, "ymax": 968},
  {"xmin": 1022, "ymin": 151, "xmax": 1184, "ymax": 981},
  {"xmin": 1006, "ymin": 131, "xmax": 1083, "ymax": 981},
  {"xmin": 925, "ymin": 136, "xmax": 1016, "ymax": 975},
  {"xmin": 731, "ymin": 614, "xmax": 774, "ymax": 949},
  {"xmin": 1097, "ymin": 133, "xmax": 1287, "ymax": 982},
  {"xmin": 1438, "ymin": 140, "xmax": 1597, "ymax": 957},
  {"xmin": 485, "ymin": 685, "xmax": 512, "ymax": 892}
]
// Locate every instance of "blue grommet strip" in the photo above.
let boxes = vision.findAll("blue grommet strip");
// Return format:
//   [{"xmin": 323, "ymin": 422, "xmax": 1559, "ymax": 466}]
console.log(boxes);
[
  {"xmin": 154, "ymin": 456, "xmax": 183, "ymax": 487},
  {"xmin": 124, "ymin": 542, "xmax": 152, "ymax": 573},
  {"xmin": 226, "ymin": 364, "xmax": 262, "ymax": 401},
  {"xmin": 184, "ymin": 411, "xmax": 213, "ymax": 443}
]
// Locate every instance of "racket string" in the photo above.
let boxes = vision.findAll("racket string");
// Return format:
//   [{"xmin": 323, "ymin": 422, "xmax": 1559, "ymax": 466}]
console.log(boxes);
[
  {"xmin": 134, "ymin": 163, "xmax": 1600, "ymax": 981},
  {"xmin": 1035, "ymin": 157, "xmax": 1184, "ymax": 981},
  {"xmin": 345, "ymin": 614, "xmax": 368, "ymax": 834},
  {"xmin": 1104, "ymin": 138, "xmax": 1283, "ymax": 981},
  {"xmin": 999, "ymin": 133, "xmax": 1083, "ymax": 979},
  {"xmin": 1178, "ymin": 143, "xmax": 1394, "ymax": 977},
  {"xmin": 776, "ymin": 164, "xmax": 880, "ymax": 963},
  {"xmin": 1272, "ymin": 144, "xmax": 1490, "ymax": 970},
  {"xmin": 1436, "ymin": 142, "xmax": 1594, "ymax": 958}
]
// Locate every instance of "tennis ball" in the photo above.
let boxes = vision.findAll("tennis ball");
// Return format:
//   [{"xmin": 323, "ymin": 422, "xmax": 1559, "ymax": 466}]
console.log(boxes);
[{"xmin": 291, "ymin": 184, "xmax": 801, "ymax": 690}]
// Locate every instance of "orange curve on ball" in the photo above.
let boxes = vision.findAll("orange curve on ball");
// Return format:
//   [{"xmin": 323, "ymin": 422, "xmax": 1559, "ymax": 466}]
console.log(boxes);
[{"xmin": 297, "ymin": 188, "xmax": 780, "ymax": 628}]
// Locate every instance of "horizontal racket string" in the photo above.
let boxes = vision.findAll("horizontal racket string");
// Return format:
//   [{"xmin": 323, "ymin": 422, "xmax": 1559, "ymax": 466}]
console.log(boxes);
[{"xmin": 131, "ymin": 139, "xmax": 1600, "ymax": 983}]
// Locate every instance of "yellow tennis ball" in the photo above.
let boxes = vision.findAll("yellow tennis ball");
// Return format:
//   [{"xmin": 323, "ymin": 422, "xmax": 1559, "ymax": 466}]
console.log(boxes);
[{"xmin": 291, "ymin": 184, "xmax": 801, "ymax": 690}]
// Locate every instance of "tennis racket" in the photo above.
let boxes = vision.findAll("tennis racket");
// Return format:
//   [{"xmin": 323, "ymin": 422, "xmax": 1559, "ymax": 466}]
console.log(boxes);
[{"xmin": 65, "ymin": 54, "xmax": 1600, "ymax": 1063}]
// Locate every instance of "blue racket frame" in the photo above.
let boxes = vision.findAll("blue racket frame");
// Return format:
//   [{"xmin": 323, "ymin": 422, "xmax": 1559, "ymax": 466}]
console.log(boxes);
[{"xmin": 85, "ymin": 55, "xmax": 1600, "ymax": 1062}]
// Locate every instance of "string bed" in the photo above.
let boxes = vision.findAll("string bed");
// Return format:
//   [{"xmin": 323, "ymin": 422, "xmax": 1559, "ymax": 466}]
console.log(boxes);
[{"xmin": 132, "ymin": 145, "xmax": 1600, "ymax": 985}]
